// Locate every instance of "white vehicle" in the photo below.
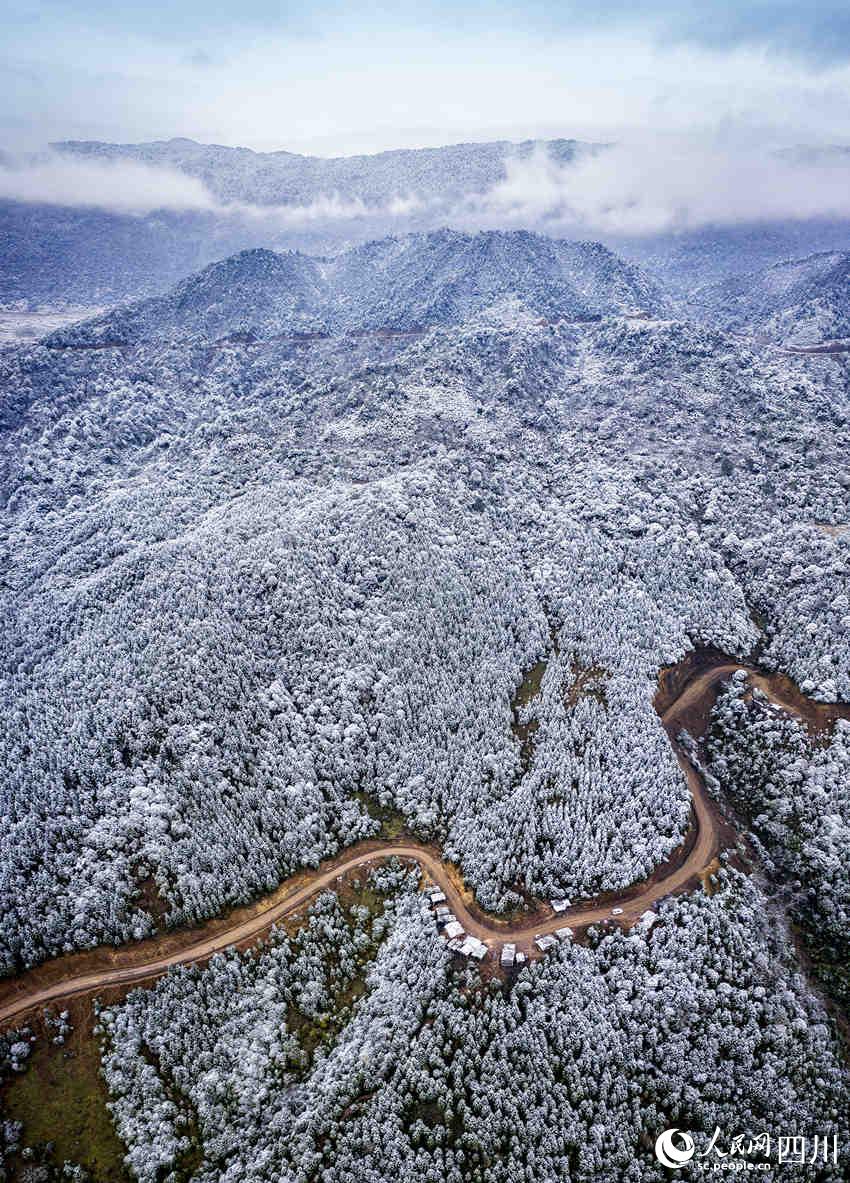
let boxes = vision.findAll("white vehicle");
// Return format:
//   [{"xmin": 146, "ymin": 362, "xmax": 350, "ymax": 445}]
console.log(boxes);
[{"xmin": 611, "ymin": 907, "xmax": 624, "ymax": 916}]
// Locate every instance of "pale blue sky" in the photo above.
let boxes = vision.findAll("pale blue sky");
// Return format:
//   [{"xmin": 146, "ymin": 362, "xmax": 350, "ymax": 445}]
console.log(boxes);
[{"xmin": 4, "ymin": 2, "xmax": 850, "ymax": 152}]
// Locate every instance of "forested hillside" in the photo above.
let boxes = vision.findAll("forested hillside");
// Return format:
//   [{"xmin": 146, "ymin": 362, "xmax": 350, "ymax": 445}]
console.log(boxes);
[
  {"xmin": 52, "ymin": 137, "xmax": 594, "ymax": 208},
  {"xmin": 2, "ymin": 235, "xmax": 849, "ymax": 971},
  {"xmin": 695, "ymin": 250, "xmax": 850, "ymax": 344},
  {"xmin": 47, "ymin": 230, "xmax": 666, "ymax": 347},
  {"xmin": 1, "ymin": 228, "xmax": 849, "ymax": 1180},
  {"xmin": 97, "ymin": 870, "xmax": 849, "ymax": 1182}
]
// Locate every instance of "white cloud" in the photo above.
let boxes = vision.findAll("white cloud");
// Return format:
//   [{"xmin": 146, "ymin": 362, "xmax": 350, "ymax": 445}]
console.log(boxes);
[
  {"xmin": 233, "ymin": 191, "xmax": 422, "ymax": 225},
  {"xmin": 5, "ymin": 135, "xmax": 850, "ymax": 236},
  {"xmin": 0, "ymin": 152, "xmax": 424, "ymax": 223},
  {"xmin": 457, "ymin": 139, "xmax": 850, "ymax": 234},
  {"xmin": 0, "ymin": 155, "xmax": 216, "ymax": 213}
]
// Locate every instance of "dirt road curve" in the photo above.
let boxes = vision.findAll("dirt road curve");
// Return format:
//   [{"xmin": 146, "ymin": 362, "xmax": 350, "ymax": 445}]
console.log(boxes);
[{"xmin": 1, "ymin": 656, "xmax": 845, "ymax": 1027}]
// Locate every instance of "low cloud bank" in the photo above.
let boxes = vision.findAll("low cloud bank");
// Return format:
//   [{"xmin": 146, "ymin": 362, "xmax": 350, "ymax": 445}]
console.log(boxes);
[
  {"xmin": 0, "ymin": 154, "xmax": 217, "ymax": 213},
  {"xmin": 5, "ymin": 140, "xmax": 850, "ymax": 235},
  {"xmin": 234, "ymin": 190, "xmax": 422, "ymax": 226},
  {"xmin": 458, "ymin": 141, "xmax": 850, "ymax": 235},
  {"xmin": 0, "ymin": 151, "xmax": 422, "ymax": 224}
]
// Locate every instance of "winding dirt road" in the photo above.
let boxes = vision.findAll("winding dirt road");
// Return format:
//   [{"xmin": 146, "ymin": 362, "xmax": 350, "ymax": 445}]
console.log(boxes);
[{"xmin": 1, "ymin": 655, "xmax": 846, "ymax": 1028}]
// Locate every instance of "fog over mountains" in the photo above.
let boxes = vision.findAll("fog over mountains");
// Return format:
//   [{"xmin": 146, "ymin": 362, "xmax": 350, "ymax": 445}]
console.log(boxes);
[
  {"xmin": 53, "ymin": 136, "xmax": 595, "ymax": 208},
  {"xmin": 4, "ymin": 135, "xmax": 850, "ymax": 311}
]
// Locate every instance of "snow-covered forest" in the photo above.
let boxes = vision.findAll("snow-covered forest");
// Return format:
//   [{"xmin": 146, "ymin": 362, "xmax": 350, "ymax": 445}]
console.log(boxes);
[
  {"xmin": 3, "ymin": 237, "xmax": 849, "ymax": 970},
  {"xmin": 706, "ymin": 675, "xmax": 850, "ymax": 1007},
  {"xmin": 97, "ymin": 868, "xmax": 849, "ymax": 1182},
  {"xmin": 1, "ymin": 224, "xmax": 849, "ymax": 1180}
]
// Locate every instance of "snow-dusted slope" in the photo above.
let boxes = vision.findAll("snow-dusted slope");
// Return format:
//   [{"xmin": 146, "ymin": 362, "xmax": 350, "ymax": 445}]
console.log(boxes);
[
  {"xmin": 49, "ymin": 230, "xmax": 667, "ymax": 345},
  {"xmin": 50, "ymin": 248, "xmax": 330, "ymax": 346},
  {"xmin": 696, "ymin": 249, "xmax": 850, "ymax": 343},
  {"xmin": 328, "ymin": 230, "xmax": 666, "ymax": 330},
  {"xmin": 6, "ymin": 278, "xmax": 850, "ymax": 973}
]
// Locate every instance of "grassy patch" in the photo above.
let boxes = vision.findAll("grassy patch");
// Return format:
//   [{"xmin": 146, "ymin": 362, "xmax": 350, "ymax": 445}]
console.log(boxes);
[
  {"xmin": 511, "ymin": 658, "xmax": 547, "ymax": 769},
  {"xmin": 354, "ymin": 789, "xmax": 409, "ymax": 838},
  {"xmin": 132, "ymin": 871, "xmax": 171, "ymax": 928},
  {"xmin": 2, "ymin": 1014, "xmax": 131, "ymax": 1182},
  {"xmin": 513, "ymin": 659, "xmax": 547, "ymax": 711}
]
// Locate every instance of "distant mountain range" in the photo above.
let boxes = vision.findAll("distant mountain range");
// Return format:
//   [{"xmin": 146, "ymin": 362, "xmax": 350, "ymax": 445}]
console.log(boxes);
[
  {"xmin": 0, "ymin": 200, "xmax": 250, "ymax": 306},
  {"xmin": 48, "ymin": 230, "xmax": 667, "ymax": 347},
  {"xmin": 616, "ymin": 221, "xmax": 850, "ymax": 298},
  {"xmin": 52, "ymin": 136, "xmax": 597, "ymax": 207}
]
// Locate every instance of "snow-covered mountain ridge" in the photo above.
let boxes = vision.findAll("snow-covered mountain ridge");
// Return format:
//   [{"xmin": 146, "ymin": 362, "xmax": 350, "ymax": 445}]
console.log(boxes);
[
  {"xmin": 52, "ymin": 136, "xmax": 598, "ymax": 207},
  {"xmin": 48, "ymin": 229, "xmax": 668, "ymax": 346}
]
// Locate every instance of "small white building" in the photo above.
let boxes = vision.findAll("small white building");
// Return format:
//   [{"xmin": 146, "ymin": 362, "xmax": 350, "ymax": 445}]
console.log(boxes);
[
  {"xmin": 534, "ymin": 934, "xmax": 557, "ymax": 953},
  {"xmin": 428, "ymin": 888, "xmax": 447, "ymax": 905},
  {"xmin": 515, "ymin": 951, "xmax": 527, "ymax": 965},
  {"xmin": 500, "ymin": 943, "xmax": 516, "ymax": 967},
  {"xmin": 550, "ymin": 899, "xmax": 571, "ymax": 913},
  {"xmin": 555, "ymin": 927, "xmax": 574, "ymax": 942},
  {"xmin": 443, "ymin": 920, "xmax": 464, "ymax": 941},
  {"xmin": 638, "ymin": 909, "xmax": 659, "ymax": 932},
  {"xmin": 460, "ymin": 936, "xmax": 488, "ymax": 960}
]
